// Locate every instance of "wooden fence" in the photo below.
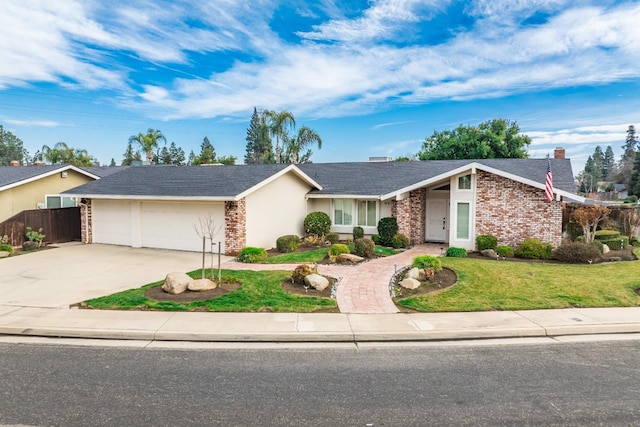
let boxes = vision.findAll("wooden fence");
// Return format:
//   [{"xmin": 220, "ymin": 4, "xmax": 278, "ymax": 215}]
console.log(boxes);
[{"xmin": 0, "ymin": 207, "xmax": 81, "ymax": 247}]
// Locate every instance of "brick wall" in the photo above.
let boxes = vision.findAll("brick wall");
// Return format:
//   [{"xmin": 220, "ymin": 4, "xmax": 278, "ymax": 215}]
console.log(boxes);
[
  {"xmin": 224, "ymin": 198, "xmax": 246, "ymax": 255},
  {"xmin": 475, "ymin": 171, "xmax": 563, "ymax": 248},
  {"xmin": 80, "ymin": 199, "xmax": 92, "ymax": 244},
  {"xmin": 391, "ymin": 188, "xmax": 426, "ymax": 245}
]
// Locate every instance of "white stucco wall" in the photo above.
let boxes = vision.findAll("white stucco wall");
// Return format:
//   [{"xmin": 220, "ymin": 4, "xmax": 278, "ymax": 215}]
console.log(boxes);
[{"xmin": 245, "ymin": 172, "xmax": 311, "ymax": 249}]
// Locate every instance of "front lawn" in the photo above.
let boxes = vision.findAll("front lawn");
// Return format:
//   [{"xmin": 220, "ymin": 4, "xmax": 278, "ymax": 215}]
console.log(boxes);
[
  {"xmin": 397, "ymin": 257, "xmax": 640, "ymax": 312},
  {"xmin": 82, "ymin": 269, "xmax": 336, "ymax": 312}
]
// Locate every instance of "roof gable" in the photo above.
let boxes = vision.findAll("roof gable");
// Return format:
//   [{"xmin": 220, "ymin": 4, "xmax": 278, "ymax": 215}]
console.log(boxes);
[
  {"xmin": 0, "ymin": 165, "xmax": 101, "ymax": 192},
  {"xmin": 64, "ymin": 164, "xmax": 322, "ymax": 200}
]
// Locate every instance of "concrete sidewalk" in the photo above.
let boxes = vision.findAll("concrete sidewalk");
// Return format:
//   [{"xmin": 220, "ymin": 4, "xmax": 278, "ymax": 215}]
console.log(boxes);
[{"xmin": 1, "ymin": 305, "xmax": 640, "ymax": 342}]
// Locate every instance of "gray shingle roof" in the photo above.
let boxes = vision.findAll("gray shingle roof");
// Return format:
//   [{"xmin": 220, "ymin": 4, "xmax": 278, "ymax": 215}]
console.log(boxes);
[
  {"xmin": 298, "ymin": 158, "xmax": 576, "ymax": 196},
  {"xmin": 0, "ymin": 164, "xmax": 110, "ymax": 189},
  {"xmin": 62, "ymin": 158, "xmax": 577, "ymax": 199},
  {"xmin": 63, "ymin": 164, "xmax": 296, "ymax": 198}
]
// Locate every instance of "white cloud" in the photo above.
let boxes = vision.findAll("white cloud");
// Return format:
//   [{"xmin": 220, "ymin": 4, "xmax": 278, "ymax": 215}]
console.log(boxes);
[{"xmin": 4, "ymin": 119, "xmax": 61, "ymax": 127}]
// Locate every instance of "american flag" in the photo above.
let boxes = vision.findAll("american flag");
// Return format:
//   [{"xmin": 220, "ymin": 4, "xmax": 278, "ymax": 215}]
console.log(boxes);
[{"xmin": 545, "ymin": 157, "xmax": 554, "ymax": 202}]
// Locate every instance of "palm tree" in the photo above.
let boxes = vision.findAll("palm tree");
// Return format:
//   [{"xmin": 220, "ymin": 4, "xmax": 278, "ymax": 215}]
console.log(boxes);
[
  {"xmin": 265, "ymin": 110, "xmax": 296, "ymax": 163},
  {"xmin": 40, "ymin": 142, "xmax": 73, "ymax": 164},
  {"xmin": 128, "ymin": 128, "xmax": 166, "ymax": 163},
  {"xmin": 286, "ymin": 126, "xmax": 322, "ymax": 164}
]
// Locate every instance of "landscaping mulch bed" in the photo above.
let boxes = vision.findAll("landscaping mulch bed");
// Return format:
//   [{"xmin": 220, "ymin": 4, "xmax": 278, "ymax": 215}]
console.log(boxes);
[
  {"xmin": 394, "ymin": 267, "xmax": 458, "ymax": 299},
  {"xmin": 466, "ymin": 248, "xmax": 637, "ymax": 263},
  {"xmin": 144, "ymin": 281, "xmax": 241, "ymax": 303}
]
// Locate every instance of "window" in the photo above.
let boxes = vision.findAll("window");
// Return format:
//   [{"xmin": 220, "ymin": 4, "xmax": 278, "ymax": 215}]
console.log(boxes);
[
  {"xmin": 357, "ymin": 200, "xmax": 376, "ymax": 227},
  {"xmin": 333, "ymin": 199, "xmax": 352, "ymax": 226},
  {"xmin": 45, "ymin": 195, "xmax": 77, "ymax": 208},
  {"xmin": 456, "ymin": 202, "xmax": 470, "ymax": 240},
  {"xmin": 458, "ymin": 174, "xmax": 471, "ymax": 190}
]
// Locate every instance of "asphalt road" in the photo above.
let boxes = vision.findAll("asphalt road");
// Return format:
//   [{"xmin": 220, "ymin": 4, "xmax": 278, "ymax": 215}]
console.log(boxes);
[{"xmin": 1, "ymin": 340, "xmax": 640, "ymax": 426}]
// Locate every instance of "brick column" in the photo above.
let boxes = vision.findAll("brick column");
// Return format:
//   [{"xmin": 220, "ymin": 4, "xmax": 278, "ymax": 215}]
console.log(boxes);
[
  {"xmin": 225, "ymin": 198, "xmax": 246, "ymax": 256},
  {"xmin": 391, "ymin": 189, "xmax": 426, "ymax": 245},
  {"xmin": 80, "ymin": 199, "xmax": 92, "ymax": 244}
]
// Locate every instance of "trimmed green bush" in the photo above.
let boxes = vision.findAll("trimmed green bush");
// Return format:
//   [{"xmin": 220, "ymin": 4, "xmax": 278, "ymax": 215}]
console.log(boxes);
[
  {"xmin": 276, "ymin": 235, "xmax": 300, "ymax": 253},
  {"xmin": 303, "ymin": 211, "xmax": 331, "ymax": 236},
  {"xmin": 552, "ymin": 242, "xmax": 601, "ymax": 263},
  {"xmin": 237, "ymin": 247, "xmax": 268, "ymax": 263},
  {"xmin": 624, "ymin": 195, "xmax": 638, "ymax": 203},
  {"xmin": 446, "ymin": 247, "xmax": 467, "ymax": 257},
  {"xmin": 0, "ymin": 244, "xmax": 14, "ymax": 254},
  {"xmin": 496, "ymin": 245, "xmax": 514, "ymax": 258},
  {"xmin": 377, "ymin": 217, "xmax": 398, "ymax": 247},
  {"xmin": 592, "ymin": 239, "xmax": 604, "ymax": 253},
  {"xmin": 354, "ymin": 237, "xmax": 375, "ymax": 258},
  {"xmin": 515, "ymin": 238, "xmax": 552, "ymax": 259},
  {"xmin": 325, "ymin": 232, "xmax": 340, "ymax": 244},
  {"xmin": 371, "ymin": 234, "xmax": 380, "ymax": 244},
  {"xmin": 601, "ymin": 236, "xmax": 629, "ymax": 250},
  {"xmin": 352, "ymin": 226, "xmax": 364, "ymax": 240},
  {"xmin": 476, "ymin": 234, "xmax": 497, "ymax": 251},
  {"xmin": 412, "ymin": 255, "xmax": 442, "ymax": 273},
  {"xmin": 594, "ymin": 230, "xmax": 621, "ymax": 241},
  {"xmin": 391, "ymin": 233, "xmax": 410, "ymax": 249},
  {"xmin": 330, "ymin": 243, "xmax": 350, "ymax": 256}
]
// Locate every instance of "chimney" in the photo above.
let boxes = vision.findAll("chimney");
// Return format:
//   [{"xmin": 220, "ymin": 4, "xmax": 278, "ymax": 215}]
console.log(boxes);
[
  {"xmin": 554, "ymin": 147, "xmax": 565, "ymax": 159},
  {"xmin": 10, "ymin": 160, "xmax": 20, "ymax": 167},
  {"xmin": 34, "ymin": 161, "xmax": 45, "ymax": 166}
]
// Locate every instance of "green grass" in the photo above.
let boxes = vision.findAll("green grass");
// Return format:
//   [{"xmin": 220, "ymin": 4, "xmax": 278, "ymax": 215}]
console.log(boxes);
[
  {"xmin": 398, "ymin": 258, "xmax": 640, "ymax": 312},
  {"xmin": 83, "ymin": 269, "xmax": 336, "ymax": 312},
  {"xmin": 263, "ymin": 247, "xmax": 329, "ymax": 264}
]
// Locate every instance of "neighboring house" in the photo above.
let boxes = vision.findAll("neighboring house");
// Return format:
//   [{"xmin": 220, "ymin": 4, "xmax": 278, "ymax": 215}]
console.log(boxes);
[
  {"xmin": 0, "ymin": 164, "xmax": 109, "ymax": 223},
  {"xmin": 64, "ymin": 152, "xmax": 580, "ymax": 254},
  {"xmin": 613, "ymin": 184, "xmax": 628, "ymax": 200}
]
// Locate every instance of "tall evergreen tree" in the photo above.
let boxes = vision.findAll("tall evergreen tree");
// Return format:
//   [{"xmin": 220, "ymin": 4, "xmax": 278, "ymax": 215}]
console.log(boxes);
[
  {"xmin": 244, "ymin": 107, "xmax": 274, "ymax": 164},
  {"xmin": 169, "ymin": 142, "xmax": 186, "ymax": 165},
  {"xmin": 617, "ymin": 125, "xmax": 638, "ymax": 187},
  {"xmin": 122, "ymin": 141, "xmax": 139, "ymax": 165},
  {"xmin": 193, "ymin": 137, "xmax": 216, "ymax": 165},
  {"xmin": 603, "ymin": 145, "xmax": 615, "ymax": 180}
]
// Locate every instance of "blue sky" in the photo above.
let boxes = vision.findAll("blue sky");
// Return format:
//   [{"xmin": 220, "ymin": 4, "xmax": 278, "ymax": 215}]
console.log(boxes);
[{"xmin": 1, "ymin": 0, "xmax": 639, "ymax": 174}]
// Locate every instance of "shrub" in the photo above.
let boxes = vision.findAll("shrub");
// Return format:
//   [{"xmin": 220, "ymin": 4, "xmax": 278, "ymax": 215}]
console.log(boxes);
[
  {"xmin": 592, "ymin": 239, "xmax": 604, "ymax": 253},
  {"xmin": 377, "ymin": 217, "xmax": 398, "ymax": 247},
  {"xmin": 354, "ymin": 237, "xmax": 375, "ymax": 258},
  {"xmin": 352, "ymin": 226, "xmax": 364, "ymax": 240},
  {"xmin": 303, "ymin": 212, "xmax": 331, "ymax": 236},
  {"xmin": 25, "ymin": 226, "xmax": 45, "ymax": 248},
  {"xmin": 391, "ymin": 233, "xmax": 410, "ymax": 249},
  {"xmin": 276, "ymin": 235, "xmax": 300, "ymax": 253},
  {"xmin": 515, "ymin": 238, "xmax": 552, "ymax": 259},
  {"xmin": 594, "ymin": 230, "xmax": 621, "ymax": 241},
  {"xmin": 304, "ymin": 234, "xmax": 321, "ymax": 246},
  {"xmin": 412, "ymin": 255, "xmax": 442, "ymax": 273},
  {"xmin": 291, "ymin": 263, "xmax": 317, "ymax": 284},
  {"xmin": 371, "ymin": 234, "xmax": 380, "ymax": 244},
  {"xmin": 624, "ymin": 195, "xmax": 638, "ymax": 204},
  {"xmin": 237, "ymin": 247, "xmax": 268, "ymax": 263},
  {"xmin": 601, "ymin": 236, "xmax": 629, "ymax": 250},
  {"xmin": 446, "ymin": 247, "xmax": 467, "ymax": 257},
  {"xmin": 496, "ymin": 245, "xmax": 514, "ymax": 258},
  {"xmin": 552, "ymin": 242, "xmax": 601, "ymax": 263},
  {"xmin": 0, "ymin": 235, "xmax": 8, "ymax": 245},
  {"xmin": 476, "ymin": 234, "xmax": 497, "ymax": 251},
  {"xmin": 330, "ymin": 243, "xmax": 350, "ymax": 256},
  {"xmin": 325, "ymin": 232, "xmax": 340, "ymax": 244},
  {"xmin": 0, "ymin": 244, "xmax": 14, "ymax": 254}
]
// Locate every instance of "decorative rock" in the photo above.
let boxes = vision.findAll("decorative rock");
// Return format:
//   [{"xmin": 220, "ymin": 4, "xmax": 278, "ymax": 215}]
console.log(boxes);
[
  {"xmin": 22, "ymin": 241, "xmax": 36, "ymax": 251},
  {"xmin": 399, "ymin": 278, "xmax": 421, "ymax": 290},
  {"xmin": 336, "ymin": 253, "xmax": 364, "ymax": 264},
  {"xmin": 481, "ymin": 249, "xmax": 498, "ymax": 259},
  {"xmin": 304, "ymin": 274, "xmax": 330, "ymax": 291},
  {"xmin": 162, "ymin": 272, "xmax": 192, "ymax": 295},
  {"xmin": 0, "ymin": 251, "xmax": 10, "ymax": 258},
  {"xmin": 188, "ymin": 278, "xmax": 217, "ymax": 291},
  {"xmin": 407, "ymin": 267, "xmax": 426, "ymax": 281},
  {"xmin": 602, "ymin": 244, "xmax": 610, "ymax": 254}
]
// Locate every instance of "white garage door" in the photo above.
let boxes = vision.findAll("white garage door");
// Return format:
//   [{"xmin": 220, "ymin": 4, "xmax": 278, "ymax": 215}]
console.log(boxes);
[
  {"xmin": 140, "ymin": 201, "xmax": 225, "ymax": 252},
  {"xmin": 92, "ymin": 200, "xmax": 133, "ymax": 246}
]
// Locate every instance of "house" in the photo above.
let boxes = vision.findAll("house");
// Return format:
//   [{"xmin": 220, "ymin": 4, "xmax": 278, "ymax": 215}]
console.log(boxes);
[
  {"xmin": 0, "ymin": 164, "xmax": 114, "ymax": 223},
  {"xmin": 63, "ymin": 151, "xmax": 579, "ymax": 255}
]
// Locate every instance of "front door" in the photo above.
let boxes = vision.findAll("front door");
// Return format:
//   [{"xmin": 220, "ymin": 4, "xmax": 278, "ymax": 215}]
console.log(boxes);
[{"xmin": 425, "ymin": 199, "xmax": 448, "ymax": 242}]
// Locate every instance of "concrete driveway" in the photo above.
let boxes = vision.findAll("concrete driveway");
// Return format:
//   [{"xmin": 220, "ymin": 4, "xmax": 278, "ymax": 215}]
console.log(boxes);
[{"xmin": 0, "ymin": 243, "xmax": 231, "ymax": 308}]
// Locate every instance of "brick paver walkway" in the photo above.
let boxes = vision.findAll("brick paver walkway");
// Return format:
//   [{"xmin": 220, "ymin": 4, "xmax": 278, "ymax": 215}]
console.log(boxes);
[{"xmin": 222, "ymin": 244, "xmax": 444, "ymax": 314}]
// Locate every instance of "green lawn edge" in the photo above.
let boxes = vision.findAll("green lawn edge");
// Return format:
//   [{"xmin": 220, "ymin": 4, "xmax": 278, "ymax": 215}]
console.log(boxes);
[
  {"xmin": 83, "ymin": 269, "xmax": 336, "ymax": 313},
  {"xmin": 397, "ymin": 257, "xmax": 640, "ymax": 312}
]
